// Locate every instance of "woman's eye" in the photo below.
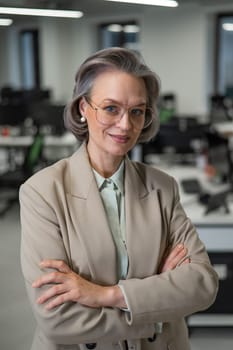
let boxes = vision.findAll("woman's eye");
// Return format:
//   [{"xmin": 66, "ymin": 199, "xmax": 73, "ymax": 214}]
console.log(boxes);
[
  {"xmin": 130, "ymin": 108, "xmax": 145, "ymax": 117},
  {"xmin": 104, "ymin": 105, "xmax": 119, "ymax": 114}
]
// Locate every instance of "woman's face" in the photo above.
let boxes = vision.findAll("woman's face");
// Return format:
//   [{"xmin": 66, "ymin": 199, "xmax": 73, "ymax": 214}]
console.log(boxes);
[{"xmin": 79, "ymin": 70, "xmax": 147, "ymax": 166}]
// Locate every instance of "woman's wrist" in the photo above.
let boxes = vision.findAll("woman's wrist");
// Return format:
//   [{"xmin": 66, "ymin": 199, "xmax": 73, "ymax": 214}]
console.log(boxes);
[{"xmin": 103, "ymin": 285, "xmax": 127, "ymax": 309}]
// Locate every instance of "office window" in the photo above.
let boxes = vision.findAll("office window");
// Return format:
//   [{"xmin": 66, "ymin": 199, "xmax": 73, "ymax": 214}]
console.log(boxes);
[
  {"xmin": 19, "ymin": 29, "xmax": 40, "ymax": 89},
  {"xmin": 99, "ymin": 21, "xmax": 140, "ymax": 51},
  {"xmin": 215, "ymin": 14, "xmax": 233, "ymax": 97}
]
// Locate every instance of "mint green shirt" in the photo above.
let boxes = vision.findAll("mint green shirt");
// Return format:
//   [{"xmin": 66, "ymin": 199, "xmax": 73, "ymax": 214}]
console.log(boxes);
[
  {"xmin": 93, "ymin": 162, "xmax": 163, "ymax": 334},
  {"xmin": 93, "ymin": 161, "xmax": 128, "ymax": 280}
]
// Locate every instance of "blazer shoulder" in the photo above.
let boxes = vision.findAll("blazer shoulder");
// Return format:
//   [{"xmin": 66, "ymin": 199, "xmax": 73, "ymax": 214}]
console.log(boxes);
[
  {"xmin": 21, "ymin": 156, "xmax": 70, "ymax": 195},
  {"xmin": 132, "ymin": 160, "xmax": 177, "ymax": 189}
]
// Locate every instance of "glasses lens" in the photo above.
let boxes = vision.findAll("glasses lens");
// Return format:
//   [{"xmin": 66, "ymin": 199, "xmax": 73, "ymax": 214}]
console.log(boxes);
[
  {"xmin": 142, "ymin": 108, "xmax": 154, "ymax": 129},
  {"xmin": 95, "ymin": 104, "xmax": 154, "ymax": 130},
  {"xmin": 96, "ymin": 108, "xmax": 115, "ymax": 125}
]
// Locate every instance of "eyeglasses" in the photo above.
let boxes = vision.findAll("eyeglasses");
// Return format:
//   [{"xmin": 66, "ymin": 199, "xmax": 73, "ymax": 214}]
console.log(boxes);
[{"xmin": 85, "ymin": 97, "xmax": 154, "ymax": 130}]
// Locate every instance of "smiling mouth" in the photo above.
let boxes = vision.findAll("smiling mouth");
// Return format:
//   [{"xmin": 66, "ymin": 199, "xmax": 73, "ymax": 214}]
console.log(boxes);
[{"xmin": 110, "ymin": 134, "xmax": 130, "ymax": 143}]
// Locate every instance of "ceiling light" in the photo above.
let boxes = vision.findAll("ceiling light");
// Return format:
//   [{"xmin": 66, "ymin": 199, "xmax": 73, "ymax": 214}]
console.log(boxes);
[
  {"xmin": 0, "ymin": 7, "xmax": 83, "ymax": 19},
  {"xmin": 124, "ymin": 24, "xmax": 140, "ymax": 33},
  {"xmin": 107, "ymin": 24, "xmax": 123, "ymax": 32},
  {"xmin": 0, "ymin": 18, "xmax": 13, "ymax": 26},
  {"xmin": 105, "ymin": 0, "xmax": 178, "ymax": 7},
  {"xmin": 222, "ymin": 23, "xmax": 233, "ymax": 31}
]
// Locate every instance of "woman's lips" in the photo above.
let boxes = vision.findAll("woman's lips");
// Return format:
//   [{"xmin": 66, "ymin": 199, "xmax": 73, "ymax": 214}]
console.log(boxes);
[{"xmin": 110, "ymin": 134, "xmax": 130, "ymax": 143}]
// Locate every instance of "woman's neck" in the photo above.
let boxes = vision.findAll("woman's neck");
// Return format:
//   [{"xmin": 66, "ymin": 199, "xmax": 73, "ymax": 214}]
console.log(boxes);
[
  {"xmin": 87, "ymin": 151, "xmax": 123, "ymax": 178},
  {"xmin": 86, "ymin": 141, "xmax": 125, "ymax": 177},
  {"xmin": 90, "ymin": 157, "xmax": 123, "ymax": 178}
]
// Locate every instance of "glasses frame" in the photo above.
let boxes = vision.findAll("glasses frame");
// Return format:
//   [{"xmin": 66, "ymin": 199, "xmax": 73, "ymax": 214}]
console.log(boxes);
[{"xmin": 85, "ymin": 97, "xmax": 154, "ymax": 130}]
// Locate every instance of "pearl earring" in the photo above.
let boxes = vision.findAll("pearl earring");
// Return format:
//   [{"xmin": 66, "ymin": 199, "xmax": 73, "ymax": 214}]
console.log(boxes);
[{"xmin": 80, "ymin": 116, "xmax": 86, "ymax": 123}]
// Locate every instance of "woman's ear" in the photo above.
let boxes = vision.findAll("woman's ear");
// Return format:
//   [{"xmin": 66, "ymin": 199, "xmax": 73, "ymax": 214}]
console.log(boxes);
[{"xmin": 79, "ymin": 97, "xmax": 88, "ymax": 117}]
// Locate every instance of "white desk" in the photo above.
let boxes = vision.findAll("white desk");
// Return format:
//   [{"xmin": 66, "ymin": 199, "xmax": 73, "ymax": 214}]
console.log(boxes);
[
  {"xmin": 43, "ymin": 134, "xmax": 79, "ymax": 161},
  {"xmin": 152, "ymin": 163, "xmax": 233, "ymax": 249},
  {"xmin": 0, "ymin": 132, "xmax": 78, "ymax": 148},
  {"xmin": 0, "ymin": 133, "xmax": 79, "ymax": 164},
  {"xmin": 0, "ymin": 135, "xmax": 33, "ymax": 147},
  {"xmin": 151, "ymin": 162, "xmax": 233, "ymax": 327},
  {"xmin": 214, "ymin": 121, "xmax": 233, "ymax": 137}
]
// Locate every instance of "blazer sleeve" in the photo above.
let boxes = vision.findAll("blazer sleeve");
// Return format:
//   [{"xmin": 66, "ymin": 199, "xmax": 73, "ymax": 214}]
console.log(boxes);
[
  {"xmin": 20, "ymin": 182, "xmax": 155, "ymax": 345},
  {"xmin": 119, "ymin": 176, "xmax": 219, "ymax": 326}
]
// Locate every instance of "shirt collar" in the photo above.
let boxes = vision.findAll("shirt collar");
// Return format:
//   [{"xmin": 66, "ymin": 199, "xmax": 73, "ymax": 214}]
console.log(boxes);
[{"xmin": 93, "ymin": 161, "xmax": 125, "ymax": 194}]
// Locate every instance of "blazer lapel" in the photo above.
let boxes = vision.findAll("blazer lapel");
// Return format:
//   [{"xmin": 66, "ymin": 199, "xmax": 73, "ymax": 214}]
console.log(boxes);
[
  {"xmin": 67, "ymin": 143, "xmax": 118, "ymax": 285},
  {"xmin": 124, "ymin": 158, "xmax": 164, "ymax": 279},
  {"xmin": 66, "ymin": 145, "xmax": 165, "ymax": 284}
]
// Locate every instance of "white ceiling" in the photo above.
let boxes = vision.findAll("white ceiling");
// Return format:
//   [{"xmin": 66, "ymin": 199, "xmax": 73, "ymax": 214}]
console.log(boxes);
[{"xmin": 0, "ymin": 0, "xmax": 233, "ymax": 18}]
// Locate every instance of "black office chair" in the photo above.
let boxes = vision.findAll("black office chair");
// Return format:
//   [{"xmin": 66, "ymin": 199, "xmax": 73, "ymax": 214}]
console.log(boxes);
[
  {"xmin": 205, "ymin": 128, "xmax": 233, "ymax": 185},
  {"xmin": 0, "ymin": 132, "xmax": 44, "ymax": 217},
  {"xmin": 209, "ymin": 94, "xmax": 233, "ymax": 122}
]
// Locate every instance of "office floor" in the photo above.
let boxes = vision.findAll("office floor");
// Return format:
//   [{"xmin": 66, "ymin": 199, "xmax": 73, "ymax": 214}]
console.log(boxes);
[{"xmin": 0, "ymin": 204, "xmax": 233, "ymax": 350}]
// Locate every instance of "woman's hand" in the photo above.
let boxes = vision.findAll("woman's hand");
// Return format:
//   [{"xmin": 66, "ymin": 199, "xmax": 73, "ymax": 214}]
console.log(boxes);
[
  {"xmin": 33, "ymin": 245, "xmax": 189, "ymax": 310},
  {"xmin": 32, "ymin": 259, "xmax": 125, "ymax": 310},
  {"xmin": 160, "ymin": 244, "xmax": 190, "ymax": 273}
]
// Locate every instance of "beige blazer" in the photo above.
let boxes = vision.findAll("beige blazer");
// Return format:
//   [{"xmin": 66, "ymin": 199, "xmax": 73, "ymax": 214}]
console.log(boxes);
[{"xmin": 20, "ymin": 143, "xmax": 218, "ymax": 350}]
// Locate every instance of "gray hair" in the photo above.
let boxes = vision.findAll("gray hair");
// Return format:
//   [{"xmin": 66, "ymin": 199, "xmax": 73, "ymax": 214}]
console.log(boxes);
[{"xmin": 64, "ymin": 47, "xmax": 160, "ymax": 143}]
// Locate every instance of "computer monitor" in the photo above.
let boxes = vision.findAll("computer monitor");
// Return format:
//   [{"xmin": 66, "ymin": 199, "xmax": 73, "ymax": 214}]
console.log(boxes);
[
  {"xmin": 149, "ymin": 117, "xmax": 206, "ymax": 154},
  {"xmin": 30, "ymin": 103, "xmax": 66, "ymax": 135},
  {"xmin": 1, "ymin": 87, "xmax": 51, "ymax": 104},
  {"xmin": 0, "ymin": 103, "xmax": 28, "ymax": 126}
]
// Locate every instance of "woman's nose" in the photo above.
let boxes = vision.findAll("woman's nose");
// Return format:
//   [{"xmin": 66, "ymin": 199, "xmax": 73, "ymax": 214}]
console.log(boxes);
[{"xmin": 117, "ymin": 111, "xmax": 132, "ymax": 130}]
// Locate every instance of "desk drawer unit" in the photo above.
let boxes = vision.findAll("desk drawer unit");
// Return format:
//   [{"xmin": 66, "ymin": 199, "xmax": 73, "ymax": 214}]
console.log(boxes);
[{"xmin": 188, "ymin": 224, "xmax": 233, "ymax": 327}]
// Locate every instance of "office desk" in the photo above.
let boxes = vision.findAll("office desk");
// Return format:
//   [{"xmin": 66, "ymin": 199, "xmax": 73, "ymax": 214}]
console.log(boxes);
[
  {"xmin": 0, "ymin": 132, "xmax": 78, "ymax": 148},
  {"xmin": 0, "ymin": 135, "xmax": 33, "ymax": 147},
  {"xmin": 43, "ymin": 133, "xmax": 79, "ymax": 161},
  {"xmin": 214, "ymin": 121, "xmax": 233, "ymax": 137},
  {"xmin": 0, "ymin": 133, "xmax": 79, "ymax": 165},
  {"xmin": 151, "ymin": 162, "xmax": 233, "ymax": 327}
]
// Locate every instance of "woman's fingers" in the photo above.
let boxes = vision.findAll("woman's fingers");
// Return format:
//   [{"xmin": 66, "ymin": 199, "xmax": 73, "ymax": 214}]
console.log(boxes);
[
  {"xmin": 160, "ymin": 244, "xmax": 189, "ymax": 273},
  {"xmin": 45, "ymin": 293, "xmax": 71, "ymax": 310},
  {"xmin": 32, "ymin": 260, "xmax": 70, "ymax": 288},
  {"xmin": 36, "ymin": 283, "xmax": 66, "ymax": 305},
  {"xmin": 32, "ymin": 270, "xmax": 66, "ymax": 288},
  {"xmin": 182, "ymin": 258, "xmax": 190, "ymax": 265},
  {"xmin": 39, "ymin": 259, "xmax": 70, "ymax": 273},
  {"xmin": 32, "ymin": 258, "xmax": 102, "ymax": 309},
  {"xmin": 164, "ymin": 244, "xmax": 185, "ymax": 263}
]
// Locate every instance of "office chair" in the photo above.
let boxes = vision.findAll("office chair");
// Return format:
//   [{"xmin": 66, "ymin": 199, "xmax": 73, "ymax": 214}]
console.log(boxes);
[
  {"xmin": 158, "ymin": 93, "xmax": 176, "ymax": 123},
  {"xmin": 0, "ymin": 132, "xmax": 44, "ymax": 217},
  {"xmin": 205, "ymin": 128, "xmax": 233, "ymax": 185},
  {"xmin": 209, "ymin": 94, "xmax": 233, "ymax": 123}
]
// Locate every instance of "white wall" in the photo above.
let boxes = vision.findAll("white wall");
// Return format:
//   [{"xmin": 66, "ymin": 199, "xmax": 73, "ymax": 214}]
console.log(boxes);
[
  {"xmin": 1, "ymin": 3, "xmax": 233, "ymax": 118},
  {"xmin": 0, "ymin": 28, "xmax": 12, "ymax": 87},
  {"xmin": 40, "ymin": 17, "xmax": 97, "ymax": 103},
  {"xmin": 141, "ymin": 5, "xmax": 208, "ymax": 116},
  {"xmin": 37, "ymin": 4, "xmax": 219, "ymax": 118}
]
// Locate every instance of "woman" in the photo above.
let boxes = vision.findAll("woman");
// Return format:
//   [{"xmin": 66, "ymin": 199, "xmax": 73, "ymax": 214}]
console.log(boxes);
[{"xmin": 20, "ymin": 47, "xmax": 218, "ymax": 350}]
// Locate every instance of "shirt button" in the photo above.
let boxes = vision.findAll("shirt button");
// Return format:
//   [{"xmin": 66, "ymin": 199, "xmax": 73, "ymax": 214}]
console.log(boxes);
[{"xmin": 85, "ymin": 343, "xmax": 97, "ymax": 349}]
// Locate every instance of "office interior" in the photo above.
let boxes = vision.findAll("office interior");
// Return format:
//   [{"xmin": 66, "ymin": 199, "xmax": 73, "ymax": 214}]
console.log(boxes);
[{"xmin": 0, "ymin": 0, "xmax": 233, "ymax": 349}]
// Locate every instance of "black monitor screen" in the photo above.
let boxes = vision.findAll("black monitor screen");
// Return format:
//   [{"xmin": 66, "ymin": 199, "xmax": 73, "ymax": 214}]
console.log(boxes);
[
  {"xmin": 0, "ymin": 104, "xmax": 28, "ymax": 126},
  {"xmin": 30, "ymin": 104, "xmax": 66, "ymax": 135},
  {"xmin": 150, "ymin": 118, "xmax": 205, "ymax": 154}
]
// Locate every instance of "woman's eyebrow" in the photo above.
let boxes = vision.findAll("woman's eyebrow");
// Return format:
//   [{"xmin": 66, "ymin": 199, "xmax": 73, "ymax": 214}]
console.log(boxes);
[{"xmin": 101, "ymin": 98, "xmax": 147, "ymax": 106}]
